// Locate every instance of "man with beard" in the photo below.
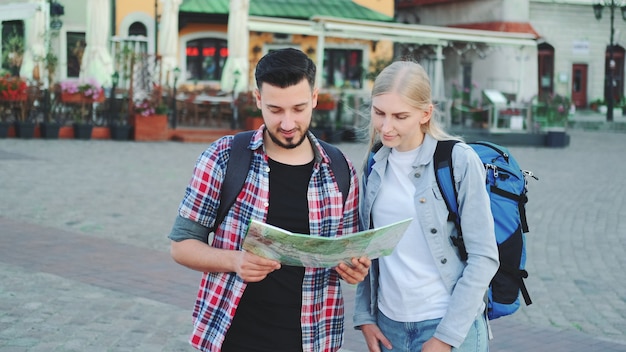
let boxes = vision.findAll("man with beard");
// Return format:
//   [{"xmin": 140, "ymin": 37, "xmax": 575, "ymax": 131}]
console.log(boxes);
[{"xmin": 168, "ymin": 48, "xmax": 370, "ymax": 352}]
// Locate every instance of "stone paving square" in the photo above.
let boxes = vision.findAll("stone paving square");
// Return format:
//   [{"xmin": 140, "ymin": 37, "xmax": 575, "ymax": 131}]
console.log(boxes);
[{"xmin": 1, "ymin": 128, "xmax": 626, "ymax": 351}]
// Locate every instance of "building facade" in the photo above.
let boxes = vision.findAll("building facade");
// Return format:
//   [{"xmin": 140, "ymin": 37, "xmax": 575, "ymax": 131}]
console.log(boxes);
[{"xmin": 3, "ymin": 0, "xmax": 620, "ymax": 115}]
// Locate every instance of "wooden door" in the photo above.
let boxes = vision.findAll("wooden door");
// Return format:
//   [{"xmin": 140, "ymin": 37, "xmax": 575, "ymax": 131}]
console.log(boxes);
[{"xmin": 571, "ymin": 64, "xmax": 587, "ymax": 108}]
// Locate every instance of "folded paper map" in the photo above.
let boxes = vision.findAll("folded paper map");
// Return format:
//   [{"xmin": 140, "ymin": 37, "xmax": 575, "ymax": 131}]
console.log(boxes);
[{"xmin": 242, "ymin": 218, "xmax": 412, "ymax": 268}]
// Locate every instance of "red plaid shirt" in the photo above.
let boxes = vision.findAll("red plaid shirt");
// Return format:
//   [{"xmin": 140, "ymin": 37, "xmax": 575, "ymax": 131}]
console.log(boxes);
[{"xmin": 178, "ymin": 128, "xmax": 359, "ymax": 352}]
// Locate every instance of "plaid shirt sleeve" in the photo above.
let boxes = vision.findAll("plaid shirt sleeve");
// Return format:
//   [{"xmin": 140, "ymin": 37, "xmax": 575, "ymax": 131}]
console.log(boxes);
[{"xmin": 178, "ymin": 136, "xmax": 232, "ymax": 229}]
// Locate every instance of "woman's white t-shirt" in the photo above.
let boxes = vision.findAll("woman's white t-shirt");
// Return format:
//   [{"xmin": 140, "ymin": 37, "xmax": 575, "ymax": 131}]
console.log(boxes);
[{"xmin": 373, "ymin": 146, "xmax": 450, "ymax": 322}]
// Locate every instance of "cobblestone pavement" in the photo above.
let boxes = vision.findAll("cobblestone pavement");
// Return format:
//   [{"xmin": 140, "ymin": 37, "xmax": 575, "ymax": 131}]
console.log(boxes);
[{"xmin": 1, "ymin": 128, "xmax": 626, "ymax": 351}]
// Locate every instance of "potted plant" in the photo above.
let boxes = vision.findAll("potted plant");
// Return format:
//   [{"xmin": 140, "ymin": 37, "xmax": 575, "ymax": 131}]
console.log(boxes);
[
  {"xmin": 541, "ymin": 93, "xmax": 571, "ymax": 147},
  {"xmin": 59, "ymin": 78, "xmax": 104, "ymax": 139},
  {"xmin": 0, "ymin": 74, "xmax": 32, "ymax": 137},
  {"xmin": 109, "ymin": 111, "xmax": 131, "ymax": 140},
  {"xmin": 39, "ymin": 112, "xmax": 62, "ymax": 139},
  {"xmin": 0, "ymin": 79, "xmax": 10, "ymax": 137},
  {"xmin": 597, "ymin": 99, "xmax": 607, "ymax": 114},
  {"xmin": 235, "ymin": 91, "xmax": 262, "ymax": 130},
  {"xmin": 616, "ymin": 97, "xmax": 626, "ymax": 116},
  {"xmin": 242, "ymin": 104, "xmax": 263, "ymax": 130},
  {"xmin": 315, "ymin": 92, "xmax": 336, "ymax": 111},
  {"xmin": 39, "ymin": 53, "xmax": 62, "ymax": 139},
  {"xmin": 131, "ymin": 97, "xmax": 169, "ymax": 141},
  {"xmin": 108, "ymin": 91, "xmax": 132, "ymax": 141},
  {"xmin": 44, "ymin": 52, "xmax": 59, "ymax": 87}
]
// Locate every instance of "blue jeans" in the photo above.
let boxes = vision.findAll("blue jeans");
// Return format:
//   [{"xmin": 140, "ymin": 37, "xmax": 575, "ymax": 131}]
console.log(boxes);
[{"xmin": 376, "ymin": 309, "xmax": 489, "ymax": 352}]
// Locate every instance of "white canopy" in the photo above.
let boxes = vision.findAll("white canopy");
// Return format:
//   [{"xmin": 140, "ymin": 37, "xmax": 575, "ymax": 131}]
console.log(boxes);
[
  {"xmin": 220, "ymin": 0, "xmax": 250, "ymax": 95},
  {"xmin": 80, "ymin": 0, "xmax": 114, "ymax": 87},
  {"xmin": 20, "ymin": 0, "xmax": 46, "ymax": 83},
  {"xmin": 158, "ymin": 0, "xmax": 182, "ymax": 85}
]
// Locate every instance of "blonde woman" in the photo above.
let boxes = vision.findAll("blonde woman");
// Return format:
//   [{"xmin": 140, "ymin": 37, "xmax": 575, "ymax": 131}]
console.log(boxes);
[{"xmin": 353, "ymin": 61, "xmax": 499, "ymax": 352}]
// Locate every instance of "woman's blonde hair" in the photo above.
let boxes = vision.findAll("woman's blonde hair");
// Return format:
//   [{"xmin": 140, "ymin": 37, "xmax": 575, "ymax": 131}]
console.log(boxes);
[{"xmin": 366, "ymin": 60, "xmax": 461, "ymax": 155}]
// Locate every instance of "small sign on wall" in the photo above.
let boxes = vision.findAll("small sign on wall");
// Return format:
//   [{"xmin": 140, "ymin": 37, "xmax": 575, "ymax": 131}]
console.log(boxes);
[{"xmin": 572, "ymin": 40, "xmax": 590, "ymax": 55}]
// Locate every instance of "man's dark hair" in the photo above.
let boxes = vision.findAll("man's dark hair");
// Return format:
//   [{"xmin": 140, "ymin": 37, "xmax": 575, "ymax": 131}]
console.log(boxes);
[{"xmin": 254, "ymin": 48, "xmax": 316, "ymax": 90}]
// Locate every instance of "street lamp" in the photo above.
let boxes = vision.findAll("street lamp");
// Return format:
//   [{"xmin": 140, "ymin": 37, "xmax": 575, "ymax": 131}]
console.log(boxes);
[
  {"xmin": 171, "ymin": 67, "xmax": 181, "ymax": 129},
  {"xmin": 49, "ymin": 0, "xmax": 64, "ymax": 30},
  {"xmin": 593, "ymin": 0, "xmax": 626, "ymax": 122}
]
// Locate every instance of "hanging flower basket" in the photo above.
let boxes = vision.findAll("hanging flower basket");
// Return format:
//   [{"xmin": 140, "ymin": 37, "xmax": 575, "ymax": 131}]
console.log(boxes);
[
  {"xmin": 60, "ymin": 79, "xmax": 105, "ymax": 104},
  {"xmin": 0, "ymin": 75, "xmax": 28, "ymax": 102},
  {"xmin": 60, "ymin": 90, "xmax": 105, "ymax": 104}
]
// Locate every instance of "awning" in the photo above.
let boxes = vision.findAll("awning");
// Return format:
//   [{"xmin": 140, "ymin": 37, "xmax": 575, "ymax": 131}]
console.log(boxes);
[
  {"xmin": 180, "ymin": 0, "xmax": 393, "ymax": 22},
  {"xmin": 247, "ymin": 16, "xmax": 538, "ymax": 47},
  {"xmin": 247, "ymin": 16, "xmax": 537, "ymax": 97},
  {"xmin": 449, "ymin": 22, "xmax": 540, "ymax": 38}
]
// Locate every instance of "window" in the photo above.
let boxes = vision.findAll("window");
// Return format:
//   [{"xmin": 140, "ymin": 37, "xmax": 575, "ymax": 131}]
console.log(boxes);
[
  {"xmin": 185, "ymin": 38, "xmax": 228, "ymax": 81},
  {"xmin": 67, "ymin": 32, "xmax": 86, "ymax": 78},
  {"xmin": 323, "ymin": 49, "xmax": 364, "ymax": 89},
  {"xmin": 128, "ymin": 22, "xmax": 147, "ymax": 37}
]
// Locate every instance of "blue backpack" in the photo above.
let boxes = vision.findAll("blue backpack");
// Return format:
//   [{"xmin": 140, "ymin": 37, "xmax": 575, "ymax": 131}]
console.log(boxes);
[
  {"xmin": 433, "ymin": 140, "xmax": 534, "ymax": 319},
  {"xmin": 367, "ymin": 140, "xmax": 535, "ymax": 320}
]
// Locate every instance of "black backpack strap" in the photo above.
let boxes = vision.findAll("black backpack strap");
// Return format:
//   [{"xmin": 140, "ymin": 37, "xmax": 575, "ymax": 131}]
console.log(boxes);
[
  {"xmin": 319, "ymin": 140, "xmax": 350, "ymax": 206},
  {"xmin": 433, "ymin": 140, "xmax": 468, "ymax": 261},
  {"xmin": 211, "ymin": 130, "xmax": 255, "ymax": 233},
  {"xmin": 213, "ymin": 134, "xmax": 350, "ymax": 233}
]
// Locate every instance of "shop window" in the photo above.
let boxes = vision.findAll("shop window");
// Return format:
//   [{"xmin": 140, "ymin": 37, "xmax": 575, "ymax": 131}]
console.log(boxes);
[
  {"xmin": 185, "ymin": 38, "xmax": 228, "ymax": 81},
  {"xmin": 323, "ymin": 49, "xmax": 364, "ymax": 89}
]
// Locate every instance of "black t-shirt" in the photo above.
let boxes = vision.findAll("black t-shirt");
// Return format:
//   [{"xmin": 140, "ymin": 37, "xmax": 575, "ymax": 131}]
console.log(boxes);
[{"xmin": 221, "ymin": 158, "xmax": 313, "ymax": 352}]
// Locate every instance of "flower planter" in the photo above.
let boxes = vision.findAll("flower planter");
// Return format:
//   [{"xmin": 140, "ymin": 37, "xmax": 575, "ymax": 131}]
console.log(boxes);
[
  {"xmin": 14, "ymin": 121, "xmax": 36, "ymax": 139},
  {"xmin": 315, "ymin": 102, "xmax": 336, "ymax": 111},
  {"xmin": 245, "ymin": 116, "xmax": 264, "ymax": 130},
  {"xmin": 545, "ymin": 128, "xmax": 569, "ymax": 148},
  {"xmin": 131, "ymin": 114, "xmax": 169, "ymax": 141},
  {"xmin": 0, "ymin": 94, "xmax": 27, "ymax": 102},
  {"xmin": 73, "ymin": 123, "xmax": 93, "ymax": 140},
  {"xmin": 61, "ymin": 91, "xmax": 105, "ymax": 104},
  {"xmin": 0, "ymin": 121, "xmax": 10, "ymax": 138},
  {"xmin": 40, "ymin": 122, "xmax": 61, "ymax": 139},
  {"xmin": 109, "ymin": 124, "xmax": 132, "ymax": 141}
]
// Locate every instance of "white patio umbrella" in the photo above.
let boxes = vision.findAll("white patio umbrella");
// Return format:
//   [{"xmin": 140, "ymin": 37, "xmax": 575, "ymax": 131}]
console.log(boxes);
[
  {"xmin": 158, "ymin": 0, "xmax": 182, "ymax": 85},
  {"xmin": 220, "ymin": 0, "xmax": 249, "ymax": 96},
  {"xmin": 19, "ymin": 0, "xmax": 46, "ymax": 83},
  {"xmin": 432, "ymin": 45, "xmax": 451, "ymax": 126},
  {"xmin": 432, "ymin": 45, "xmax": 445, "ymax": 102},
  {"xmin": 80, "ymin": 0, "xmax": 114, "ymax": 87}
]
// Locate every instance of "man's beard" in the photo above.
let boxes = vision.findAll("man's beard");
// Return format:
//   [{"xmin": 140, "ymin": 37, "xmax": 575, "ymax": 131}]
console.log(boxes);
[{"xmin": 266, "ymin": 126, "xmax": 309, "ymax": 150}]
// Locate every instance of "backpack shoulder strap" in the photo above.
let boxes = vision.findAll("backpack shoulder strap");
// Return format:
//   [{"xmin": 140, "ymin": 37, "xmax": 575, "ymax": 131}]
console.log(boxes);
[
  {"xmin": 211, "ymin": 130, "xmax": 255, "ymax": 232},
  {"xmin": 365, "ymin": 141, "xmax": 383, "ymax": 177},
  {"xmin": 433, "ymin": 139, "xmax": 468, "ymax": 261},
  {"xmin": 319, "ymin": 140, "xmax": 350, "ymax": 206}
]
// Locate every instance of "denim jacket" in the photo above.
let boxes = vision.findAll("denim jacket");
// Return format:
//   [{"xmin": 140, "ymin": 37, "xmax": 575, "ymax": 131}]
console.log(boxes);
[{"xmin": 353, "ymin": 134, "xmax": 499, "ymax": 348}]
